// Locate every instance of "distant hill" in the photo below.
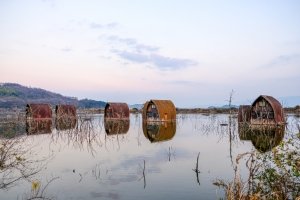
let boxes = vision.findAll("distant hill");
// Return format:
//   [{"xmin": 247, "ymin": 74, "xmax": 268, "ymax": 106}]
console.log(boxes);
[
  {"xmin": 78, "ymin": 99, "xmax": 106, "ymax": 109},
  {"xmin": 208, "ymin": 105, "xmax": 239, "ymax": 109},
  {"xmin": 129, "ymin": 104, "xmax": 144, "ymax": 110},
  {"xmin": 0, "ymin": 83, "xmax": 106, "ymax": 109}
]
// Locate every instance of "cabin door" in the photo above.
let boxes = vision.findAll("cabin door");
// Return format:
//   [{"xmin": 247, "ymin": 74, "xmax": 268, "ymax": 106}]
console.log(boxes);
[{"xmin": 164, "ymin": 113, "xmax": 168, "ymax": 121}]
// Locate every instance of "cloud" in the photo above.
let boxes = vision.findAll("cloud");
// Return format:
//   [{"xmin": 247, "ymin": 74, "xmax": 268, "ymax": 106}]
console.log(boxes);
[
  {"xmin": 113, "ymin": 50, "xmax": 197, "ymax": 70},
  {"xmin": 150, "ymin": 54, "xmax": 197, "ymax": 70},
  {"xmin": 61, "ymin": 48, "xmax": 72, "ymax": 52},
  {"xmin": 114, "ymin": 51, "xmax": 149, "ymax": 63},
  {"xmin": 107, "ymin": 35, "xmax": 159, "ymax": 52},
  {"xmin": 263, "ymin": 54, "xmax": 300, "ymax": 68},
  {"xmin": 166, "ymin": 80, "xmax": 203, "ymax": 86},
  {"xmin": 90, "ymin": 22, "xmax": 118, "ymax": 29}
]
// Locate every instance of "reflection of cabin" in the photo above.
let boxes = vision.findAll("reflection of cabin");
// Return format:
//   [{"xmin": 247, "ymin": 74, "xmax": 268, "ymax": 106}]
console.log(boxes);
[
  {"xmin": 142, "ymin": 121, "xmax": 176, "ymax": 143},
  {"xmin": 238, "ymin": 125, "xmax": 285, "ymax": 153},
  {"xmin": 26, "ymin": 119, "xmax": 52, "ymax": 134},
  {"xmin": 104, "ymin": 103, "xmax": 129, "ymax": 120},
  {"xmin": 56, "ymin": 118, "xmax": 77, "ymax": 130},
  {"xmin": 26, "ymin": 104, "xmax": 52, "ymax": 119},
  {"xmin": 238, "ymin": 95, "xmax": 285, "ymax": 125},
  {"xmin": 142, "ymin": 100, "xmax": 176, "ymax": 122},
  {"xmin": 104, "ymin": 119, "xmax": 130, "ymax": 135},
  {"xmin": 55, "ymin": 105, "xmax": 77, "ymax": 130}
]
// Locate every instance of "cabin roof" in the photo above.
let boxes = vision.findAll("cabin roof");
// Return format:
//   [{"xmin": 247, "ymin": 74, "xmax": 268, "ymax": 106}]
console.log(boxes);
[{"xmin": 251, "ymin": 95, "xmax": 284, "ymax": 123}]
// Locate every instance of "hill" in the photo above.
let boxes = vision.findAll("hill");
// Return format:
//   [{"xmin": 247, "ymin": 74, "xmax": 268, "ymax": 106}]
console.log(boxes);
[{"xmin": 0, "ymin": 83, "xmax": 106, "ymax": 109}]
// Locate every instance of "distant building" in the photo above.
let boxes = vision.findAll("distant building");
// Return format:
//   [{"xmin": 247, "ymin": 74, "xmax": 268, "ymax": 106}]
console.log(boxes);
[
  {"xmin": 104, "ymin": 102, "xmax": 130, "ymax": 120},
  {"xmin": 142, "ymin": 100, "xmax": 176, "ymax": 122},
  {"xmin": 238, "ymin": 95, "xmax": 285, "ymax": 125}
]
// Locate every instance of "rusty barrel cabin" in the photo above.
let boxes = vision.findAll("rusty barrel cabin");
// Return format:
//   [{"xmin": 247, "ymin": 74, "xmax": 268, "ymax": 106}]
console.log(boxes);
[
  {"xmin": 238, "ymin": 95, "xmax": 285, "ymax": 125},
  {"xmin": 104, "ymin": 102, "xmax": 130, "ymax": 120},
  {"xmin": 55, "ymin": 104, "xmax": 77, "ymax": 130},
  {"xmin": 143, "ymin": 100, "xmax": 176, "ymax": 122},
  {"xmin": 26, "ymin": 103, "xmax": 52, "ymax": 134}
]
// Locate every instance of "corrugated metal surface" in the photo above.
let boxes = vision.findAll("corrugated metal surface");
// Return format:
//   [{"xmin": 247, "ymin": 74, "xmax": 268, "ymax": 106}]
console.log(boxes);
[
  {"xmin": 142, "ymin": 122, "xmax": 176, "ymax": 143},
  {"xmin": 26, "ymin": 119, "xmax": 52, "ymax": 134},
  {"xmin": 238, "ymin": 105, "xmax": 251, "ymax": 123},
  {"xmin": 142, "ymin": 99, "xmax": 176, "ymax": 121},
  {"xmin": 26, "ymin": 104, "xmax": 52, "ymax": 119},
  {"xmin": 251, "ymin": 95, "xmax": 285, "ymax": 124},
  {"xmin": 104, "ymin": 102, "xmax": 129, "ymax": 119},
  {"xmin": 56, "ymin": 105, "xmax": 77, "ymax": 118},
  {"xmin": 104, "ymin": 119, "xmax": 129, "ymax": 135}
]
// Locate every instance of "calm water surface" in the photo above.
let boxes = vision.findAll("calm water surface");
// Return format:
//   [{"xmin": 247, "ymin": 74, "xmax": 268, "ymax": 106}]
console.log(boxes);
[{"xmin": 0, "ymin": 114, "xmax": 299, "ymax": 199}]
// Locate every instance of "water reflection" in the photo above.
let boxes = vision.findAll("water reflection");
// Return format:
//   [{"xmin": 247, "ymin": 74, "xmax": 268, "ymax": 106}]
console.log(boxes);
[
  {"xmin": 238, "ymin": 125, "xmax": 285, "ymax": 153},
  {"xmin": 26, "ymin": 119, "xmax": 52, "ymax": 135},
  {"xmin": 56, "ymin": 117, "xmax": 77, "ymax": 130},
  {"xmin": 0, "ymin": 121, "xmax": 26, "ymax": 138},
  {"xmin": 0, "ymin": 135, "xmax": 53, "ymax": 191},
  {"xmin": 142, "ymin": 121, "xmax": 176, "ymax": 143},
  {"xmin": 104, "ymin": 119, "xmax": 129, "ymax": 135}
]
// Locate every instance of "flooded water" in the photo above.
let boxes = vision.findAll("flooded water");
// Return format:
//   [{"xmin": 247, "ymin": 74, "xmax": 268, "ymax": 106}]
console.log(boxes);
[{"xmin": 0, "ymin": 114, "xmax": 299, "ymax": 199}]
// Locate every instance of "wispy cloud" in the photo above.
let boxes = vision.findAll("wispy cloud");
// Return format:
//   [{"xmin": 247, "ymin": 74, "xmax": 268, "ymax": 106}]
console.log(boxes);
[
  {"xmin": 107, "ymin": 35, "xmax": 159, "ymax": 52},
  {"xmin": 107, "ymin": 35, "xmax": 197, "ymax": 70},
  {"xmin": 90, "ymin": 22, "xmax": 118, "ymax": 29},
  {"xmin": 61, "ymin": 48, "xmax": 72, "ymax": 52},
  {"xmin": 114, "ymin": 50, "xmax": 197, "ymax": 70},
  {"xmin": 263, "ymin": 54, "xmax": 300, "ymax": 68}
]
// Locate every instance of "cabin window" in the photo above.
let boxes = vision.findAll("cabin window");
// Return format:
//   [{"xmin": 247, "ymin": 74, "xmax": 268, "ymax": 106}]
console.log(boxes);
[{"xmin": 259, "ymin": 101, "xmax": 266, "ymax": 107}]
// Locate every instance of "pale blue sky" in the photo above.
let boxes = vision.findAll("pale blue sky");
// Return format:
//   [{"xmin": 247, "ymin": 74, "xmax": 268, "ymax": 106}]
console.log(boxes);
[{"xmin": 1, "ymin": 0, "xmax": 299, "ymax": 107}]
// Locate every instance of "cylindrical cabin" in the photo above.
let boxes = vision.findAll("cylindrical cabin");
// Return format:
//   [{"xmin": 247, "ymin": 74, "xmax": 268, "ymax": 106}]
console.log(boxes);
[
  {"xmin": 143, "ymin": 121, "xmax": 176, "ymax": 143},
  {"xmin": 238, "ymin": 105, "xmax": 251, "ymax": 123},
  {"xmin": 104, "ymin": 119, "xmax": 130, "ymax": 135},
  {"xmin": 55, "ymin": 105, "xmax": 77, "ymax": 118},
  {"xmin": 26, "ymin": 104, "xmax": 52, "ymax": 119},
  {"xmin": 104, "ymin": 102, "xmax": 130, "ymax": 120},
  {"xmin": 55, "ymin": 105, "xmax": 77, "ymax": 131},
  {"xmin": 142, "ymin": 100, "xmax": 176, "ymax": 122},
  {"xmin": 250, "ymin": 95, "xmax": 285, "ymax": 125}
]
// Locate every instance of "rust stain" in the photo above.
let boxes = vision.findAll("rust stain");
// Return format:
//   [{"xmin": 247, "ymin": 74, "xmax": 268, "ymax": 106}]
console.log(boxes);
[
  {"xmin": 26, "ymin": 104, "xmax": 52, "ymax": 119},
  {"xmin": 104, "ymin": 102, "xmax": 129, "ymax": 119},
  {"xmin": 142, "ymin": 99, "xmax": 176, "ymax": 122}
]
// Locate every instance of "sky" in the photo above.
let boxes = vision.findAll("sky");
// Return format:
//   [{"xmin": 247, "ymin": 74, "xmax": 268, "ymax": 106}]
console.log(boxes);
[{"xmin": 1, "ymin": 0, "xmax": 300, "ymax": 108}]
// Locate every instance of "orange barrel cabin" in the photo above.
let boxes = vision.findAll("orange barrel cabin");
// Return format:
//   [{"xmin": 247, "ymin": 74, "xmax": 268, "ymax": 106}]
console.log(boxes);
[{"xmin": 142, "ymin": 100, "xmax": 176, "ymax": 122}]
